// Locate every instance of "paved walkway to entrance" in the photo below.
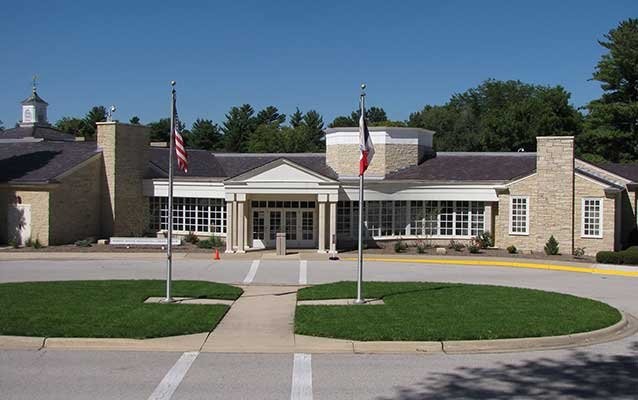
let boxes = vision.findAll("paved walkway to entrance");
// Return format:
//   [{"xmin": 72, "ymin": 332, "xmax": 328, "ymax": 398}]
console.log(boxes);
[{"xmin": 202, "ymin": 285, "xmax": 300, "ymax": 352}]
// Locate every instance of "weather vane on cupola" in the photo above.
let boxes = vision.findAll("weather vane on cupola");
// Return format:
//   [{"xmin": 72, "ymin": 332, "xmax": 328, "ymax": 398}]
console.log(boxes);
[{"xmin": 32, "ymin": 74, "xmax": 38, "ymax": 93}]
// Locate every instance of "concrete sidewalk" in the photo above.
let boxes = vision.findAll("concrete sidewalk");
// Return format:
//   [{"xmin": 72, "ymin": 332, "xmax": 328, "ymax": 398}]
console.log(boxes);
[{"xmin": 201, "ymin": 285, "xmax": 299, "ymax": 352}]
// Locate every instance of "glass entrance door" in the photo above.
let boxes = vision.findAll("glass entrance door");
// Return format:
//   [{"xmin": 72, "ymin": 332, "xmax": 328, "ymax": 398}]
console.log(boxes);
[{"xmin": 250, "ymin": 201, "xmax": 317, "ymax": 249}]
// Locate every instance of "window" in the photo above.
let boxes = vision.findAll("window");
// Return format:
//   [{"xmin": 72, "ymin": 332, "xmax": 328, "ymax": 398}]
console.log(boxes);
[
  {"xmin": 510, "ymin": 196, "xmax": 529, "ymax": 235},
  {"xmin": 337, "ymin": 201, "xmax": 351, "ymax": 236},
  {"xmin": 393, "ymin": 201, "xmax": 408, "ymax": 236},
  {"xmin": 424, "ymin": 201, "xmax": 439, "ymax": 236},
  {"xmin": 409, "ymin": 201, "xmax": 424, "ymax": 235},
  {"xmin": 455, "ymin": 201, "xmax": 470, "ymax": 236},
  {"xmin": 380, "ymin": 201, "xmax": 394, "ymax": 236},
  {"xmin": 285, "ymin": 211, "xmax": 297, "ymax": 240},
  {"xmin": 252, "ymin": 211, "xmax": 265, "ymax": 239},
  {"xmin": 582, "ymin": 198, "xmax": 603, "ymax": 238},
  {"xmin": 470, "ymin": 202, "xmax": 485, "ymax": 236},
  {"xmin": 366, "ymin": 201, "xmax": 381, "ymax": 237},
  {"xmin": 302, "ymin": 211, "xmax": 314, "ymax": 240},
  {"xmin": 439, "ymin": 201, "xmax": 455, "ymax": 236},
  {"xmin": 149, "ymin": 197, "xmax": 226, "ymax": 234}
]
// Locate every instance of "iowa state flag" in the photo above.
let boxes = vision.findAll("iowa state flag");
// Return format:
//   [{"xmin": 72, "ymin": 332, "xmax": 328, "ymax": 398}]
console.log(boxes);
[{"xmin": 358, "ymin": 111, "xmax": 375, "ymax": 175}]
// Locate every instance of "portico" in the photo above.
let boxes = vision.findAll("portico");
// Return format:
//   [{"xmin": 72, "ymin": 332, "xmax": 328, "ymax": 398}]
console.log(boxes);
[{"xmin": 222, "ymin": 158, "xmax": 339, "ymax": 253}]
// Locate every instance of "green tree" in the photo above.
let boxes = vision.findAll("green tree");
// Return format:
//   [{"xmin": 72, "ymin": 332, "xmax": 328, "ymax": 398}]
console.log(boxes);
[
  {"xmin": 0, "ymin": 120, "xmax": 4, "ymax": 131},
  {"xmin": 290, "ymin": 107, "xmax": 304, "ymax": 128},
  {"xmin": 301, "ymin": 110, "xmax": 325, "ymax": 151},
  {"xmin": 222, "ymin": 104, "xmax": 256, "ymax": 152},
  {"xmin": 255, "ymin": 106, "xmax": 286, "ymax": 126},
  {"xmin": 329, "ymin": 106, "xmax": 388, "ymax": 127},
  {"xmin": 129, "ymin": 116, "xmax": 141, "ymax": 125},
  {"xmin": 55, "ymin": 117, "xmax": 85, "ymax": 136},
  {"xmin": 80, "ymin": 106, "xmax": 107, "ymax": 139},
  {"xmin": 189, "ymin": 118, "xmax": 222, "ymax": 150},
  {"xmin": 147, "ymin": 118, "xmax": 187, "ymax": 142},
  {"xmin": 409, "ymin": 80, "xmax": 582, "ymax": 152},
  {"xmin": 579, "ymin": 18, "xmax": 638, "ymax": 162}
]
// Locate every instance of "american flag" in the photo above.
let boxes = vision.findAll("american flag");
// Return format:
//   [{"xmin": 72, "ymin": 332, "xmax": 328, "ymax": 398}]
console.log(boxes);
[
  {"xmin": 358, "ymin": 110, "xmax": 374, "ymax": 175},
  {"xmin": 173, "ymin": 95, "xmax": 188, "ymax": 173}
]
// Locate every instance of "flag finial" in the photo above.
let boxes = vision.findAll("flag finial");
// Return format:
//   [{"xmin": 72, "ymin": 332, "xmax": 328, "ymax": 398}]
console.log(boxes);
[{"xmin": 360, "ymin": 83, "xmax": 366, "ymax": 96}]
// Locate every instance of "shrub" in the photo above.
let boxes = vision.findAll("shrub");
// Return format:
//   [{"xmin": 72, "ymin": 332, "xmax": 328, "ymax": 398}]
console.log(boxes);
[
  {"xmin": 32, "ymin": 238, "xmax": 43, "ymax": 249},
  {"xmin": 544, "ymin": 235, "xmax": 559, "ymax": 255},
  {"xmin": 449, "ymin": 240, "xmax": 464, "ymax": 251},
  {"xmin": 573, "ymin": 247, "xmax": 586, "ymax": 258},
  {"xmin": 184, "ymin": 231, "xmax": 199, "ymax": 244},
  {"xmin": 394, "ymin": 240, "xmax": 408, "ymax": 253},
  {"xmin": 597, "ymin": 248, "xmax": 638, "ymax": 265},
  {"xmin": 416, "ymin": 243, "xmax": 426, "ymax": 254},
  {"xmin": 476, "ymin": 231, "xmax": 493, "ymax": 249},
  {"xmin": 8, "ymin": 238, "xmax": 19, "ymax": 248},
  {"xmin": 507, "ymin": 245, "xmax": 517, "ymax": 254},
  {"xmin": 75, "ymin": 239, "xmax": 92, "ymax": 247},
  {"xmin": 197, "ymin": 236, "xmax": 224, "ymax": 249},
  {"xmin": 25, "ymin": 237, "xmax": 33, "ymax": 247},
  {"xmin": 468, "ymin": 242, "xmax": 480, "ymax": 254}
]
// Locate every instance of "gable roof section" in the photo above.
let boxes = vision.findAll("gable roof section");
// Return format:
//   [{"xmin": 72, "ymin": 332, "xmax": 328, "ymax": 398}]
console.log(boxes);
[
  {"xmin": 1, "ymin": 126, "xmax": 75, "ymax": 142},
  {"xmin": 386, "ymin": 152, "xmax": 537, "ymax": 182},
  {"xmin": 226, "ymin": 158, "xmax": 337, "ymax": 182},
  {"xmin": 148, "ymin": 148, "xmax": 226, "ymax": 179},
  {"xmin": 0, "ymin": 141, "xmax": 100, "ymax": 184},
  {"xmin": 596, "ymin": 163, "xmax": 638, "ymax": 183}
]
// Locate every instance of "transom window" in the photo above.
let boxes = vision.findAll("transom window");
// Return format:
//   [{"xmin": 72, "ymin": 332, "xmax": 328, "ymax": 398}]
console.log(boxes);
[
  {"xmin": 251, "ymin": 200, "xmax": 315, "ymax": 209},
  {"xmin": 149, "ymin": 197, "xmax": 226, "ymax": 234},
  {"xmin": 509, "ymin": 196, "xmax": 529, "ymax": 235},
  {"xmin": 582, "ymin": 198, "xmax": 603, "ymax": 238}
]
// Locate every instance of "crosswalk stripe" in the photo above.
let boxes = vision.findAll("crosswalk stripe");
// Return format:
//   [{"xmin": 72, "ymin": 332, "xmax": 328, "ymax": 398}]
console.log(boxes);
[
  {"xmin": 147, "ymin": 351, "xmax": 198, "ymax": 400},
  {"xmin": 299, "ymin": 260, "xmax": 308, "ymax": 285},
  {"xmin": 291, "ymin": 353, "xmax": 313, "ymax": 400},
  {"xmin": 243, "ymin": 260, "xmax": 260, "ymax": 284}
]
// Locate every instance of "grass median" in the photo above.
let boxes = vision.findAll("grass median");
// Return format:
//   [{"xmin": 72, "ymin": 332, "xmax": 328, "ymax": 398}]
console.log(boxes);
[
  {"xmin": 295, "ymin": 281, "xmax": 621, "ymax": 341},
  {"xmin": 0, "ymin": 280, "xmax": 243, "ymax": 339}
]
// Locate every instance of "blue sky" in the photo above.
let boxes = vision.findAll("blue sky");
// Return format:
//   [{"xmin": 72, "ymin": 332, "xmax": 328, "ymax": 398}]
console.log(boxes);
[{"xmin": 1, "ymin": 1, "xmax": 635, "ymax": 128}]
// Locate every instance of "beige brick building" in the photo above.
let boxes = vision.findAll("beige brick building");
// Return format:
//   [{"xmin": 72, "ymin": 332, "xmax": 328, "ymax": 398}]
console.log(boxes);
[{"xmin": 2, "ymin": 90, "xmax": 638, "ymax": 256}]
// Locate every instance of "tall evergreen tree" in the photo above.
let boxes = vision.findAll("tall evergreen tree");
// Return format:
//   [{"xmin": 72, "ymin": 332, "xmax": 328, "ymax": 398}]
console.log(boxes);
[
  {"xmin": 147, "ymin": 118, "xmax": 187, "ymax": 142},
  {"xmin": 80, "ymin": 106, "xmax": 107, "ymax": 139},
  {"xmin": 129, "ymin": 116, "xmax": 141, "ymax": 125},
  {"xmin": 579, "ymin": 18, "xmax": 638, "ymax": 163},
  {"xmin": 189, "ymin": 118, "xmax": 222, "ymax": 150},
  {"xmin": 255, "ymin": 106, "xmax": 285, "ymax": 126},
  {"xmin": 329, "ymin": 106, "xmax": 388, "ymax": 127},
  {"xmin": 301, "ymin": 110, "xmax": 325, "ymax": 151},
  {"xmin": 222, "ymin": 104, "xmax": 256, "ymax": 152},
  {"xmin": 55, "ymin": 117, "xmax": 84, "ymax": 136},
  {"xmin": 290, "ymin": 107, "xmax": 304, "ymax": 128}
]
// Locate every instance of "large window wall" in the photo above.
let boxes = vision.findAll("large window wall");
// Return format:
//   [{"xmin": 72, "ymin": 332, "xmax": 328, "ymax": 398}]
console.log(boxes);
[
  {"xmin": 337, "ymin": 200, "xmax": 487, "ymax": 239},
  {"xmin": 149, "ymin": 197, "xmax": 226, "ymax": 234}
]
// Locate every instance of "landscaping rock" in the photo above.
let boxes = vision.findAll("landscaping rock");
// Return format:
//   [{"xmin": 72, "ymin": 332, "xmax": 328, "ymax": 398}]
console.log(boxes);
[{"xmin": 435, "ymin": 247, "xmax": 447, "ymax": 255}]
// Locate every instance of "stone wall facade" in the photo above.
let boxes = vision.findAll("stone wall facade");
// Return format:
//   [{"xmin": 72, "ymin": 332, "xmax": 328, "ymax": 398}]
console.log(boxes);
[
  {"xmin": 97, "ymin": 122, "xmax": 150, "ymax": 237},
  {"xmin": 494, "ymin": 136, "xmax": 619, "ymax": 255},
  {"xmin": 326, "ymin": 143, "xmax": 424, "ymax": 177},
  {"xmin": 573, "ymin": 175, "xmax": 616, "ymax": 255},
  {"xmin": 49, "ymin": 155, "xmax": 102, "ymax": 244},
  {"xmin": 0, "ymin": 188, "xmax": 51, "ymax": 245}
]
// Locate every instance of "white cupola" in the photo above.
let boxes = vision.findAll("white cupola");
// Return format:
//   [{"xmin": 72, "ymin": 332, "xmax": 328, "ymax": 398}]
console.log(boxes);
[{"xmin": 20, "ymin": 81, "xmax": 49, "ymax": 127}]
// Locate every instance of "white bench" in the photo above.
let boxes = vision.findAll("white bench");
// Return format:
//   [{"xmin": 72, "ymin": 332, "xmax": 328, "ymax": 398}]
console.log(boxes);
[{"xmin": 109, "ymin": 237, "xmax": 182, "ymax": 246}]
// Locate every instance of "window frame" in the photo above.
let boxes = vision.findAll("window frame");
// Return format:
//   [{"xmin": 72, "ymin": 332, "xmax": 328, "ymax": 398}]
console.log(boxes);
[
  {"xmin": 581, "ymin": 197, "xmax": 603, "ymax": 239},
  {"xmin": 509, "ymin": 196, "xmax": 530, "ymax": 236}
]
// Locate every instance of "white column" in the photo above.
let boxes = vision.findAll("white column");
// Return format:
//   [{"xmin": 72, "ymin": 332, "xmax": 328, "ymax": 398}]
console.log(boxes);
[
  {"xmin": 329, "ymin": 201, "xmax": 337, "ymax": 254},
  {"xmin": 236, "ymin": 194, "xmax": 246, "ymax": 253},
  {"xmin": 317, "ymin": 194, "xmax": 327, "ymax": 253},
  {"xmin": 225, "ymin": 194, "xmax": 235, "ymax": 253}
]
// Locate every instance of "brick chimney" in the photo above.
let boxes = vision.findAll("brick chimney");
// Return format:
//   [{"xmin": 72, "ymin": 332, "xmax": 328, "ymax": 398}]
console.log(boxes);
[{"xmin": 97, "ymin": 122, "xmax": 150, "ymax": 237}]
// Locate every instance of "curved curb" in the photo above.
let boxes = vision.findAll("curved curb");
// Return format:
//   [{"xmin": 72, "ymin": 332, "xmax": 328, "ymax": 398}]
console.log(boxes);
[
  {"xmin": 1, "ymin": 313, "xmax": 635, "ymax": 355},
  {"xmin": 294, "ymin": 310, "xmax": 638, "ymax": 355}
]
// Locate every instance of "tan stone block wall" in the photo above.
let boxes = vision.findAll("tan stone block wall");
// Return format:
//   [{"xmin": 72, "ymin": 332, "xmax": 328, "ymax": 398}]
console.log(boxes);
[
  {"xmin": 49, "ymin": 155, "xmax": 102, "ymax": 245},
  {"xmin": 98, "ymin": 122, "xmax": 150, "ymax": 237},
  {"xmin": 326, "ymin": 143, "xmax": 421, "ymax": 177},
  {"xmin": 573, "ymin": 175, "xmax": 615, "ymax": 255},
  {"xmin": 494, "ymin": 174, "xmax": 540, "ymax": 251},
  {"xmin": 0, "ymin": 189, "xmax": 50, "ymax": 245}
]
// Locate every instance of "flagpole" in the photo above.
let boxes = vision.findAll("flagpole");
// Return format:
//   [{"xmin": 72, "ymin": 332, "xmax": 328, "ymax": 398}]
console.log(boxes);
[
  {"xmin": 163, "ymin": 80, "xmax": 176, "ymax": 303},
  {"xmin": 355, "ymin": 83, "xmax": 366, "ymax": 305}
]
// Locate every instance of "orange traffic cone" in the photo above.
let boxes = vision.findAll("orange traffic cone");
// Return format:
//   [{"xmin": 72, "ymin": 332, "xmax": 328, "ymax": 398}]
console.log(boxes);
[{"xmin": 214, "ymin": 248, "xmax": 221, "ymax": 260}]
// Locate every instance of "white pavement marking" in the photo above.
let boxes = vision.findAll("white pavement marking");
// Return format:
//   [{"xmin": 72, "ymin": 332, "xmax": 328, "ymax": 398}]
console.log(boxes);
[
  {"xmin": 291, "ymin": 353, "xmax": 313, "ymax": 400},
  {"xmin": 243, "ymin": 260, "xmax": 260, "ymax": 284},
  {"xmin": 147, "ymin": 351, "xmax": 198, "ymax": 400},
  {"xmin": 299, "ymin": 260, "xmax": 308, "ymax": 285}
]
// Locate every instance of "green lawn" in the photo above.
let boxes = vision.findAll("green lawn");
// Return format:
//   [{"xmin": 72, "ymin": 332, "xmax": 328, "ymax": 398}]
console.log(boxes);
[
  {"xmin": 295, "ymin": 281, "xmax": 621, "ymax": 341},
  {"xmin": 0, "ymin": 280, "xmax": 243, "ymax": 339}
]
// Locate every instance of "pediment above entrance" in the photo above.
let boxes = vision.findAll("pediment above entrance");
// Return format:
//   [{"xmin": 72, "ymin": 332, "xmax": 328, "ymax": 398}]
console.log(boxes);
[{"xmin": 226, "ymin": 158, "xmax": 337, "ymax": 183}]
